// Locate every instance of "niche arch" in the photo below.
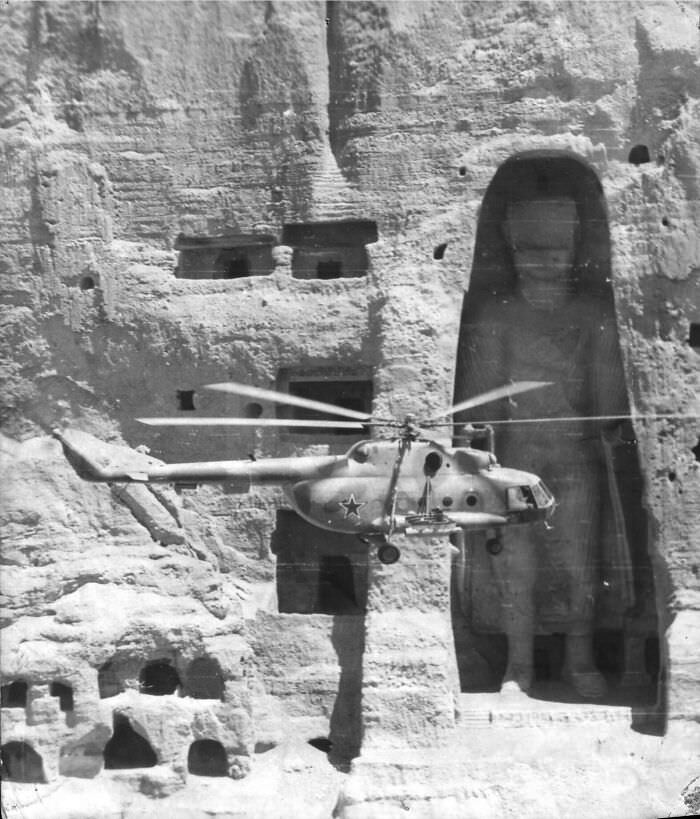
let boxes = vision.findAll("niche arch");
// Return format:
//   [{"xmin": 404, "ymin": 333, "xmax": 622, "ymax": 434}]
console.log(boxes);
[
  {"xmin": 465, "ymin": 150, "xmax": 612, "ymax": 299},
  {"xmin": 452, "ymin": 150, "xmax": 659, "ymax": 715},
  {"xmin": 187, "ymin": 739, "xmax": 228, "ymax": 776},
  {"xmin": 104, "ymin": 714, "xmax": 157, "ymax": 769},
  {"xmin": 139, "ymin": 659, "xmax": 180, "ymax": 696},
  {"xmin": 0, "ymin": 741, "xmax": 47, "ymax": 783}
]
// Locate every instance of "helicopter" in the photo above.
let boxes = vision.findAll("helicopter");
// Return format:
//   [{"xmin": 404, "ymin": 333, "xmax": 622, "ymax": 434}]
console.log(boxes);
[{"xmin": 53, "ymin": 380, "xmax": 558, "ymax": 564}]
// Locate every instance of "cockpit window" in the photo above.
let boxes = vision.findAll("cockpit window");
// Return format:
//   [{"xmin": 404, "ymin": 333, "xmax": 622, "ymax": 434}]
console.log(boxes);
[
  {"xmin": 532, "ymin": 481, "xmax": 553, "ymax": 507},
  {"xmin": 506, "ymin": 485, "xmax": 537, "ymax": 511}
]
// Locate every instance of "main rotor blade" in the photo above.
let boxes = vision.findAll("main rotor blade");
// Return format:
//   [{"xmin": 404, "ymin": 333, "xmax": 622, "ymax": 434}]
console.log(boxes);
[
  {"xmin": 203, "ymin": 382, "xmax": 371, "ymax": 421},
  {"xmin": 448, "ymin": 412, "xmax": 699, "ymax": 426},
  {"xmin": 426, "ymin": 381, "xmax": 552, "ymax": 421},
  {"xmin": 136, "ymin": 417, "xmax": 365, "ymax": 429}
]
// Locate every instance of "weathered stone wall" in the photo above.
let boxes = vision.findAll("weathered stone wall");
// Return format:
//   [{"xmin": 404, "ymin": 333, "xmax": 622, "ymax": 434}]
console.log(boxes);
[{"xmin": 1, "ymin": 2, "xmax": 698, "ymax": 815}]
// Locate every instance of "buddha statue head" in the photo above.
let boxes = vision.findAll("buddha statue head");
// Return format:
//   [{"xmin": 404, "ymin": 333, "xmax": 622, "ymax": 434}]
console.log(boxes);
[{"xmin": 502, "ymin": 195, "xmax": 580, "ymax": 308}]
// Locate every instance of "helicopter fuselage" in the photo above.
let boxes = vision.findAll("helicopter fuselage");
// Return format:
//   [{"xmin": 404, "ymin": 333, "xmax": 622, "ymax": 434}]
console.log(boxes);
[
  {"xmin": 287, "ymin": 438, "xmax": 554, "ymax": 536},
  {"xmin": 53, "ymin": 429, "xmax": 555, "ymax": 544}
]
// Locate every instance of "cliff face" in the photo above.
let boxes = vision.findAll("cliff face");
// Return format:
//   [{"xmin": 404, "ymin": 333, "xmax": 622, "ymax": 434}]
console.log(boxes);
[{"xmin": 1, "ymin": 2, "xmax": 698, "ymax": 817}]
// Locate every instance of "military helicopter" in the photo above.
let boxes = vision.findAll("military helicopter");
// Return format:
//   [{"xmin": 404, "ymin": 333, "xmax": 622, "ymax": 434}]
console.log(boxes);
[{"xmin": 53, "ymin": 380, "xmax": 557, "ymax": 564}]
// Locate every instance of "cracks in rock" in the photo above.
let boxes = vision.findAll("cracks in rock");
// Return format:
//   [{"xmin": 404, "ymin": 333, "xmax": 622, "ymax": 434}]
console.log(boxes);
[{"xmin": 109, "ymin": 483, "xmax": 185, "ymax": 547}]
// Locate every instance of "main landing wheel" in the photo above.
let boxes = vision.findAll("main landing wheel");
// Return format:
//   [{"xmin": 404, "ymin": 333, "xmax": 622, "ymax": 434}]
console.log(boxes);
[
  {"xmin": 485, "ymin": 537, "xmax": 503, "ymax": 556},
  {"xmin": 377, "ymin": 543, "xmax": 401, "ymax": 565}
]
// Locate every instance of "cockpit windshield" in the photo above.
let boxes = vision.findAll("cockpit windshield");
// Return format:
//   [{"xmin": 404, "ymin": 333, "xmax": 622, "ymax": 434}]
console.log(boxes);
[
  {"xmin": 506, "ymin": 481, "xmax": 554, "ymax": 511},
  {"xmin": 531, "ymin": 480, "xmax": 554, "ymax": 507},
  {"xmin": 506, "ymin": 485, "xmax": 536, "ymax": 511}
]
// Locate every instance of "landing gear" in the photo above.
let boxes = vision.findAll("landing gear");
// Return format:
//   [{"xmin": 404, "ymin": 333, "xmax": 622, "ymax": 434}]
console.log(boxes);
[
  {"xmin": 377, "ymin": 543, "xmax": 401, "ymax": 565},
  {"xmin": 486, "ymin": 536, "xmax": 503, "ymax": 555},
  {"xmin": 359, "ymin": 534, "xmax": 402, "ymax": 565}
]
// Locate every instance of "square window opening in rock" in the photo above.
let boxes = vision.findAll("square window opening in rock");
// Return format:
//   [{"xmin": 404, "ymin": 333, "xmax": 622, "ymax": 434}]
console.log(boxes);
[
  {"xmin": 277, "ymin": 376, "xmax": 373, "ymax": 436},
  {"xmin": 1, "ymin": 680, "xmax": 28, "ymax": 709},
  {"xmin": 174, "ymin": 234, "xmax": 274, "ymax": 279}
]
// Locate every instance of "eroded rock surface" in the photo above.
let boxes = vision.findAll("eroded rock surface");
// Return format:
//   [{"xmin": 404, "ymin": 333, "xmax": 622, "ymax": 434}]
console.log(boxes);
[{"xmin": 1, "ymin": 2, "xmax": 698, "ymax": 817}]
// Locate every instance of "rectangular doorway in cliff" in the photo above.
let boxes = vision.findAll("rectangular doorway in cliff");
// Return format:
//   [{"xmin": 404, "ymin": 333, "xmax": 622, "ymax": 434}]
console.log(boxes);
[
  {"xmin": 282, "ymin": 220, "xmax": 377, "ymax": 279},
  {"xmin": 276, "ymin": 370, "xmax": 373, "ymax": 441},
  {"xmin": 174, "ymin": 234, "xmax": 275, "ymax": 279},
  {"xmin": 272, "ymin": 509, "xmax": 368, "ymax": 615},
  {"xmin": 450, "ymin": 151, "xmax": 661, "ymax": 724}
]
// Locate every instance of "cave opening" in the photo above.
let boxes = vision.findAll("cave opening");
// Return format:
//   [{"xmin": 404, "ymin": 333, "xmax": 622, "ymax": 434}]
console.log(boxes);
[
  {"xmin": 186, "ymin": 657, "xmax": 225, "ymax": 700},
  {"xmin": 103, "ymin": 714, "xmax": 157, "ymax": 769},
  {"xmin": 244, "ymin": 401, "xmax": 263, "ymax": 418},
  {"xmin": 50, "ymin": 681, "xmax": 74, "ymax": 712},
  {"xmin": 0, "ymin": 742, "xmax": 47, "ymax": 783},
  {"xmin": 177, "ymin": 389, "xmax": 196, "ymax": 411},
  {"xmin": 277, "ymin": 375, "xmax": 373, "ymax": 436},
  {"xmin": 628, "ymin": 145, "xmax": 651, "ymax": 165},
  {"xmin": 451, "ymin": 151, "xmax": 660, "ymax": 711},
  {"xmin": 226, "ymin": 253, "xmax": 250, "ymax": 278},
  {"xmin": 187, "ymin": 739, "xmax": 228, "ymax": 777},
  {"xmin": 1, "ymin": 680, "xmax": 28, "ymax": 708},
  {"xmin": 139, "ymin": 660, "xmax": 181, "ymax": 696},
  {"xmin": 282, "ymin": 221, "xmax": 377, "ymax": 279},
  {"xmin": 174, "ymin": 234, "xmax": 274, "ymax": 279},
  {"xmin": 688, "ymin": 322, "xmax": 700, "ymax": 349},
  {"xmin": 317, "ymin": 259, "xmax": 343, "ymax": 278}
]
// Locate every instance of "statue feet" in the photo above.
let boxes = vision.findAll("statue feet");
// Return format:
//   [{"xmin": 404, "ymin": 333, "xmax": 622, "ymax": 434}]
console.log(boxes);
[
  {"xmin": 564, "ymin": 635, "xmax": 607, "ymax": 698},
  {"xmin": 500, "ymin": 663, "xmax": 533, "ymax": 695},
  {"xmin": 564, "ymin": 667, "xmax": 608, "ymax": 699}
]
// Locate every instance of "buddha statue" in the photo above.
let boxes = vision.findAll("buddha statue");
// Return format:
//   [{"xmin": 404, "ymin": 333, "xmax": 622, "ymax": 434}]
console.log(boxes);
[{"xmin": 457, "ymin": 193, "xmax": 632, "ymax": 697}]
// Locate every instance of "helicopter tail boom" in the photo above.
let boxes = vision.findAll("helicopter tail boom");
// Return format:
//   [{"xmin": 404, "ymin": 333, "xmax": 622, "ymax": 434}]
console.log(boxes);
[{"xmin": 53, "ymin": 428, "xmax": 343, "ymax": 486}]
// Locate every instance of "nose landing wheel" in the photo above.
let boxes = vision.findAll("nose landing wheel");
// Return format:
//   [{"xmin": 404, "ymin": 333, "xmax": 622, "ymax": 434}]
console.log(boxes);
[
  {"xmin": 486, "ymin": 536, "xmax": 503, "ymax": 555},
  {"xmin": 377, "ymin": 543, "xmax": 401, "ymax": 565}
]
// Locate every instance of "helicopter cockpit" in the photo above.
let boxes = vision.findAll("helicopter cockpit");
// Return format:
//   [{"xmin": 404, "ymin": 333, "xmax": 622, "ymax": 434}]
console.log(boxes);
[{"xmin": 505, "ymin": 480, "xmax": 555, "ymax": 522}]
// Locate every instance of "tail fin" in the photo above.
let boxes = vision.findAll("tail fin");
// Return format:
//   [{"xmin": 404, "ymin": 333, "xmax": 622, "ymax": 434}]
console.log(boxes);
[{"xmin": 52, "ymin": 429, "xmax": 165, "ymax": 482}]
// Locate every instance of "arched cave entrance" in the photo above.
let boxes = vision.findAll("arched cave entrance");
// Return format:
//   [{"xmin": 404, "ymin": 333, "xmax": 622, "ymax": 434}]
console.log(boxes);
[
  {"xmin": 187, "ymin": 739, "xmax": 228, "ymax": 777},
  {"xmin": 0, "ymin": 741, "xmax": 47, "ymax": 783},
  {"xmin": 451, "ymin": 151, "xmax": 659, "ymax": 714},
  {"xmin": 103, "ymin": 714, "xmax": 157, "ymax": 769},
  {"xmin": 186, "ymin": 657, "xmax": 225, "ymax": 700},
  {"xmin": 139, "ymin": 660, "xmax": 180, "ymax": 695}
]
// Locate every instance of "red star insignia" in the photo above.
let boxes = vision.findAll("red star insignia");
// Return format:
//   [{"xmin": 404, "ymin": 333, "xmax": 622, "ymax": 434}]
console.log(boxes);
[{"xmin": 339, "ymin": 493, "xmax": 366, "ymax": 519}]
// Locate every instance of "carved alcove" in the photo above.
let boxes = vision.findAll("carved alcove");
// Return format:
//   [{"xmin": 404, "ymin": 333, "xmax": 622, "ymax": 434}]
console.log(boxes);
[
  {"xmin": 103, "ymin": 714, "xmax": 157, "ymax": 769},
  {"xmin": 174, "ymin": 234, "xmax": 275, "ymax": 279},
  {"xmin": 282, "ymin": 221, "xmax": 377, "ymax": 279},
  {"xmin": 1, "ymin": 679, "xmax": 28, "ymax": 708},
  {"xmin": 0, "ymin": 741, "xmax": 47, "ymax": 783},
  {"xmin": 187, "ymin": 739, "xmax": 228, "ymax": 777},
  {"xmin": 451, "ymin": 151, "xmax": 659, "ymax": 711}
]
